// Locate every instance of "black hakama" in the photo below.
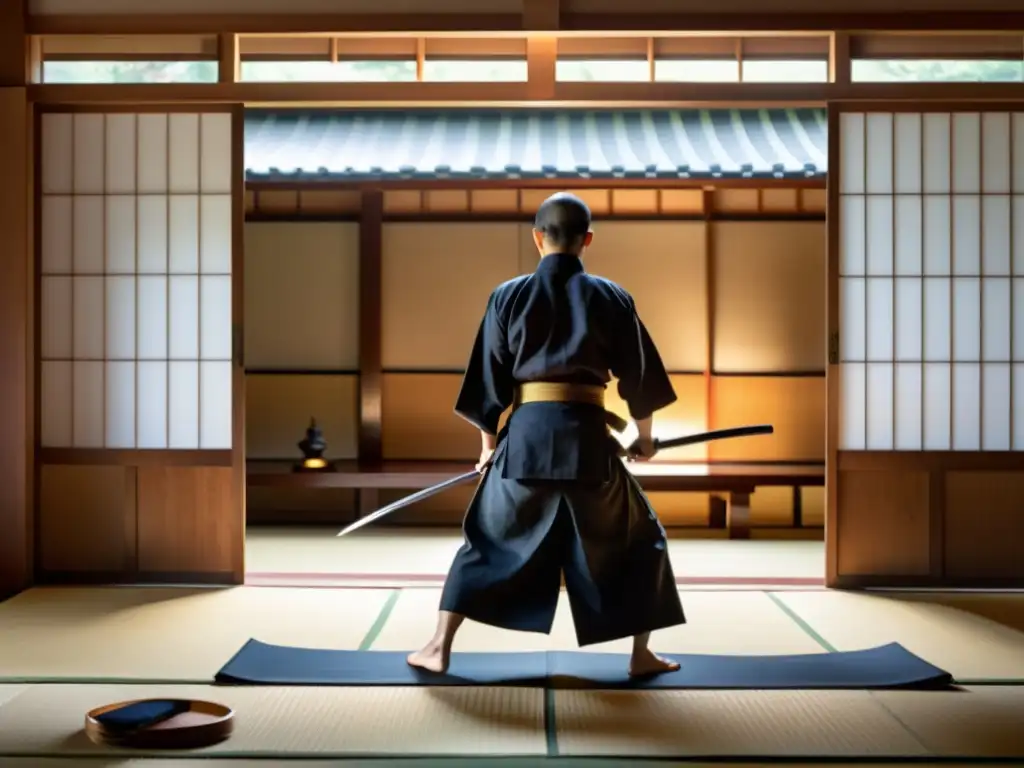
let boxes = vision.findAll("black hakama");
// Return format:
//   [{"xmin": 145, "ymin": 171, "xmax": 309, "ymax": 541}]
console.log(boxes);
[
  {"xmin": 437, "ymin": 252, "xmax": 686, "ymax": 646},
  {"xmin": 439, "ymin": 434, "xmax": 684, "ymax": 646}
]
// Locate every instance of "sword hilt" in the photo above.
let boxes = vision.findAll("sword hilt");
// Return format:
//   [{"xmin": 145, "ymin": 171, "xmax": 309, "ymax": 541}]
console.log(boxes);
[{"xmin": 622, "ymin": 424, "xmax": 775, "ymax": 460}]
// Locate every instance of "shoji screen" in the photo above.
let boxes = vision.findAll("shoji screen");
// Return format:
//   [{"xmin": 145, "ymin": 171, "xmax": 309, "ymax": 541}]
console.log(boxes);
[
  {"xmin": 40, "ymin": 111, "xmax": 234, "ymax": 451},
  {"xmin": 839, "ymin": 111, "xmax": 1024, "ymax": 451}
]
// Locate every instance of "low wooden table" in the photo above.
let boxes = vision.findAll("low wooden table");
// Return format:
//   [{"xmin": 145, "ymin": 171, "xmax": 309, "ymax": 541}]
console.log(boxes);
[{"xmin": 248, "ymin": 460, "xmax": 825, "ymax": 538}]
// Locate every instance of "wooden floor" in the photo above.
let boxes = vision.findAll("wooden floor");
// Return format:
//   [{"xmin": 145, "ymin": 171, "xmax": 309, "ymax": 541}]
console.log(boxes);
[{"xmin": 1, "ymin": 528, "xmax": 1021, "ymax": 763}]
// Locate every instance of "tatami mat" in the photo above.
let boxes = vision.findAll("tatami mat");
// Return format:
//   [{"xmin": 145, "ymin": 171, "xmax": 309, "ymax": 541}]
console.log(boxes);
[
  {"xmin": 772, "ymin": 590, "xmax": 1024, "ymax": 681},
  {"xmin": 0, "ymin": 763, "xmax": 999, "ymax": 768},
  {"xmin": 872, "ymin": 686, "xmax": 1024, "ymax": 758},
  {"xmin": 0, "ymin": 587, "xmax": 391, "ymax": 682},
  {"xmin": 0, "ymin": 685, "xmax": 27, "ymax": 708},
  {"xmin": 554, "ymin": 689, "xmax": 929, "ymax": 757},
  {"xmin": 0, "ymin": 763, "xmax": 998, "ymax": 768},
  {"xmin": 368, "ymin": 589, "xmax": 826, "ymax": 655},
  {"xmin": 0, "ymin": 684, "xmax": 545, "ymax": 758},
  {"xmin": 245, "ymin": 527, "xmax": 825, "ymax": 581},
  {"xmin": 912, "ymin": 592, "xmax": 1024, "ymax": 634},
  {"xmin": 549, "ymin": 590, "xmax": 826, "ymax": 655},
  {"xmin": 4, "ymin": 683, "xmax": 1020, "ymax": 762}
]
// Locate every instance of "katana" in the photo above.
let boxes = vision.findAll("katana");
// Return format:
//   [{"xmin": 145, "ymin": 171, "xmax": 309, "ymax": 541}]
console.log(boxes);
[{"xmin": 336, "ymin": 423, "xmax": 774, "ymax": 538}]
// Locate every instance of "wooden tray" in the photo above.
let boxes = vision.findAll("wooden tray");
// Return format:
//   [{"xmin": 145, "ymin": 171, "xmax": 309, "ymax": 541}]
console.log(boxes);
[{"xmin": 85, "ymin": 698, "xmax": 234, "ymax": 750}]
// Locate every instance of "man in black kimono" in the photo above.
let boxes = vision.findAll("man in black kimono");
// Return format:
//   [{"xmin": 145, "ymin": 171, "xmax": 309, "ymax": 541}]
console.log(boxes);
[{"xmin": 408, "ymin": 192, "xmax": 685, "ymax": 677}]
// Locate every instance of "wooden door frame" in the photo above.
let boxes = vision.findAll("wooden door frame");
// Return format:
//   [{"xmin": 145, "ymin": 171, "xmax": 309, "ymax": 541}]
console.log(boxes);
[
  {"xmin": 825, "ymin": 100, "xmax": 1024, "ymax": 590},
  {"xmin": 825, "ymin": 102, "xmax": 841, "ymax": 588},
  {"xmin": 32, "ymin": 103, "xmax": 246, "ymax": 584}
]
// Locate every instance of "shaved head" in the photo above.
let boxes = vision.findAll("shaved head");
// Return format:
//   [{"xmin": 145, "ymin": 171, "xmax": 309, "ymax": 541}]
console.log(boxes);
[{"xmin": 533, "ymin": 192, "xmax": 592, "ymax": 253}]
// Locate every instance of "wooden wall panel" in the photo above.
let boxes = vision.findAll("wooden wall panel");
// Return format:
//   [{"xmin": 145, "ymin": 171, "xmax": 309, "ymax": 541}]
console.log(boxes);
[
  {"xmin": 710, "ymin": 376, "xmax": 825, "ymax": 461},
  {"xmin": 611, "ymin": 189, "xmax": 659, "ymax": 214},
  {"xmin": 298, "ymin": 190, "xmax": 360, "ymax": 214},
  {"xmin": 525, "ymin": 222, "xmax": 707, "ymax": 372},
  {"xmin": 246, "ymin": 374, "xmax": 359, "ymax": 460},
  {"xmin": 136, "ymin": 466, "xmax": 238, "ymax": 576},
  {"xmin": 423, "ymin": 190, "xmax": 469, "ymax": 213},
  {"xmin": 836, "ymin": 469, "xmax": 931, "ymax": 576},
  {"xmin": 713, "ymin": 222, "xmax": 826, "ymax": 373},
  {"xmin": 606, "ymin": 374, "xmax": 708, "ymax": 460},
  {"xmin": 379, "ymin": 484, "xmax": 478, "ymax": 526},
  {"xmin": 800, "ymin": 188, "xmax": 827, "ymax": 213},
  {"xmin": 945, "ymin": 471, "xmax": 1024, "ymax": 580},
  {"xmin": 519, "ymin": 189, "xmax": 613, "ymax": 216},
  {"xmin": 714, "ymin": 189, "xmax": 759, "ymax": 213},
  {"xmin": 38, "ymin": 465, "xmax": 134, "ymax": 573},
  {"xmin": 802, "ymin": 486, "xmax": 825, "ymax": 526},
  {"xmin": 382, "ymin": 373, "xmax": 483, "ymax": 460},
  {"xmin": 660, "ymin": 190, "xmax": 704, "ymax": 214},
  {"xmin": 382, "ymin": 223, "xmax": 521, "ymax": 370},
  {"xmin": 760, "ymin": 188, "xmax": 800, "ymax": 213},
  {"xmin": 244, "ymin": 222, "xmax": 360, "ymax": 370},
  {"xmin": 470, "ymin": 190, "xmax": 519, "ymax": 214},
  {"xmin": 748, "ymin": 486, "xmax": 798, "ymax": 527},
  {"xmin": 646, "ymin": 492, "xmax": 710, "ymax": 526},
  {"xmin": 0, "ymin": 88, "xmax": 31, "ymax": 597},
  {"xmin": 383, "ymin": 191, "xmax": 422, "ymax": 214},
  {"xmin": 247, "ymin": 487, "xmax": 357, "ymax": 525}
]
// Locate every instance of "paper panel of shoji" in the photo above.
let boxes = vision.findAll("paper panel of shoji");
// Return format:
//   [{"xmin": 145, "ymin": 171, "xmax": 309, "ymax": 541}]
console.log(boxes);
[
  {"xmin": 839, "ymin": 111, "xmax": 1024, "ymax": 451},
  {"xmin": 39, "ymin": 112, "xmax": 234, "ymax": 450}
]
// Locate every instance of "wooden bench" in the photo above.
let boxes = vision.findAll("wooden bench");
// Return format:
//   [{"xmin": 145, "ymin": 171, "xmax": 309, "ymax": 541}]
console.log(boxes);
[{"xmin": 247, "ymin": 460, "xmax": 825, "ymax": 539}]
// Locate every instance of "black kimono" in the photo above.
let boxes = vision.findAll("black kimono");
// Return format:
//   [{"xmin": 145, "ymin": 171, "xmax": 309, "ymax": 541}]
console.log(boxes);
[{"xmin": 439, "ymin": 252, "xmax": 685, "ymax": 647}]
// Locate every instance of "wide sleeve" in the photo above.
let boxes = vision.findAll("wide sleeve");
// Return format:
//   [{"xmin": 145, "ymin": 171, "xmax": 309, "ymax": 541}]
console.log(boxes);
[
  {"xmin": 610, "ymin": 299, "xmax": 678, "ymax": 421},
  {"xmin": 454, "ymin": 290, "xmax": 515, "ymax": 435}
]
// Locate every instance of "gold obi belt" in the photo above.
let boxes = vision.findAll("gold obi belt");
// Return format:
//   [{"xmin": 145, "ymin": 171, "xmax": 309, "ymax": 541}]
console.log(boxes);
[{"xmin": 513, "ymin": 381, "xmax": 629, "ymax": 433}]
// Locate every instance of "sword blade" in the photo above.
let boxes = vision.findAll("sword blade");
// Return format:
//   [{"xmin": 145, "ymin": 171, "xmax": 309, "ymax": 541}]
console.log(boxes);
[
  {"xmin": 340, "ymin": 424, "xmax": 774, "ymax": 537},
  {"xmin": 336, "ymin": 469, "xmax": 483, "ymax": 538},
  {"xmin": 654, "ymin": 424, "xmax": 774, "ymax": 452}
]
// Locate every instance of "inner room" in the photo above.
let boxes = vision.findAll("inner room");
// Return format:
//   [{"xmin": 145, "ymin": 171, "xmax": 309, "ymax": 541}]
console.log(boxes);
[{"xmin": 240, "ymin": 106, "xmax": 829, "ymax": 586}]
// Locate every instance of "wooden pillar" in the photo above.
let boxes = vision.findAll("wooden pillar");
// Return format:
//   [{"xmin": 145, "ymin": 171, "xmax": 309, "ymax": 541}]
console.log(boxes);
[
  {"xmin": 829, "ymin": 32, "xmax": 851, "ymax": 85},
  {"xmin": 703, "ymin": 188, "xmax": 715, "ymax": 435},
  {"xmin": 357, "ymin": 190, "xmax": 384, "ymax": 515},
  {"xmin": 522, "ymin": 0, "xmax": 559, "ymax": 30},
  {"xmin": 524, "ymin": 0, "xmax": 558, "ymax": 101},
  {"xmin": 824, "ymin": 104, "xmax": 842, "ymax": 587},
  {"xmin": 0, "ymin": 0, "xmax": 34, "ymax": 599},
  {"xmin": 218, "ymin": 33, "xmax": 240, "ymax": 84}
]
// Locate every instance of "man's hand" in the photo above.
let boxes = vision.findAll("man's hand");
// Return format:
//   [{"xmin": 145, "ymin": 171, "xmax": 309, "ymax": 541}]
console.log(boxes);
[
  {"xmin": 626, "ymin": 436, "xmax": 657, "ymax": 462},
  {"xmin": 476, "ymin": 448, "xmax": 495, "ymax": 473},
  {"xmin": 477, "ymin": 430, "xmax": 497, "ymax": 473}
]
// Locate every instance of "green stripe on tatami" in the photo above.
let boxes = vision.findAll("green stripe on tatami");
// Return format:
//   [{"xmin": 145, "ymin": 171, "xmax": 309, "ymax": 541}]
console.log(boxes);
[
  {"xmin": 358, "ymin": 589, "xmax": 401, "ymax": 650},
  {"xmin": 765, "ymin": 591, "xmax": 838, "ymax": 653}
]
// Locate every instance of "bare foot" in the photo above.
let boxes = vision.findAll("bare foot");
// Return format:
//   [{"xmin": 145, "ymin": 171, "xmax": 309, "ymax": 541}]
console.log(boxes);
[
  {"xmin": 628, "ymin": 648, "xmax": 680, "ymax": 678},
  {"xmin": 407, "ymin": 642, "xmax": 449, "ymax": 674}
]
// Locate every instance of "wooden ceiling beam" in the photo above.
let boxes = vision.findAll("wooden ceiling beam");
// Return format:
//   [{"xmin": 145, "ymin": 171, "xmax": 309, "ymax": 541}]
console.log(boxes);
[
  {"xmin": 559, "ymin": 12, "xmax": 1024, "ymax": 33},
  {"xmin": 522, "ymin": 0, "xmax": 560, "ymax": 32},
  {"xmin": 27, "ymin": 80, "xmax": 1024, "ymax": 107},
  {"xmin": 26, "ymin": 11, "xmax": 1024, "ymax": 37}
]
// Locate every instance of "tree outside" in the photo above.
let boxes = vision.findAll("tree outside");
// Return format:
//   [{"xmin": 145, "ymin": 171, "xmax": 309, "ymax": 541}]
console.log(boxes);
[{"xmin": 42, "ymin": 58, "xmax": 1024, "ymax": 84}]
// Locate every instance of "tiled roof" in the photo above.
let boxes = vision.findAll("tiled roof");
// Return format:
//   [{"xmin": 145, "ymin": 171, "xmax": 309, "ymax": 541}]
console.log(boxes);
[{"xmin": 244, "ymin": 108, "xmax": 827, "ymax": 182}]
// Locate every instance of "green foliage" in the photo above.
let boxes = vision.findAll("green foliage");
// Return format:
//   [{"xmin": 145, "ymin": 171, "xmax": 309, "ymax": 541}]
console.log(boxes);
[
  {"xmin": 43, "ymin": 60, "xmax": 217, "ymax": 83},
  {"xmin": 42, "ymin": 58, "xmax": 1024, "ymax": 85},
  {"xmin": 853, "ymin": 59, "xmax": 1024, "ymax": 82}
]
